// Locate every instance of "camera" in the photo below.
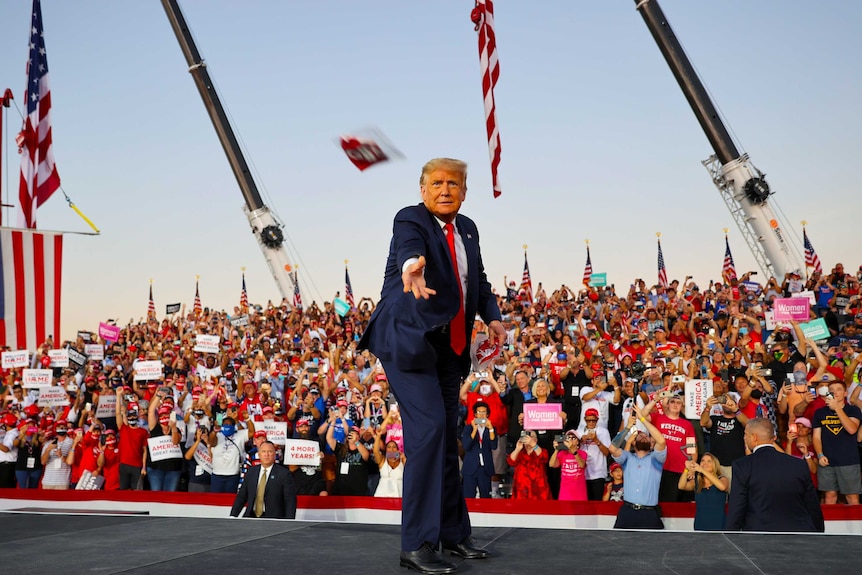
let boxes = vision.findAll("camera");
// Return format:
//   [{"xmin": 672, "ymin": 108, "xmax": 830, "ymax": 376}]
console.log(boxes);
[
  {"xmin": 474, "ymin": 418, "xmax": 487, "ymax": 426},
  {"xmin": 761, "ymin": 368, "xmax": 773, "ymax": 377},
  {"xmin": 672, "ymin": 375, "xmax": 685, "ymax": 384},
  {"xmin": 519, "ymin": 430, "xmax": 529, "ymax": 442},
  {"xmin": 715, "ymin": 394, "xmax": 727, "ymax": 404},
  {"xmin": 628, "ymin": 362, "xmax": 645, "ymax": 379}
]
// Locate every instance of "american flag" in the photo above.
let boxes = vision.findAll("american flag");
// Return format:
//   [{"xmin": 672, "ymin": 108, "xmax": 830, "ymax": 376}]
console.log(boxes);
[
  {"xmin": 722, "ymin": 236, "xmax": 737, "ymax": 284},
  {"xmin": 345, "ymin": 266, "xmax": 355, "ymax": 309},
  {"xmin": 519, "ymin": 251, "xmax": 533, "ymax": 305},
  {"xmin": 657, "ymin": 239, "xmax": 668, "ymax": 288},
  {"xmin": 193, "ymin": 279, "xmax": 202, "ymax": 316},
  {"xmin": 292, "ymin": 271, "xmax": 302, "ymax": 309},
  {"xmin": 147, "ymin": 284, "xmax": 156, "ymax": 320},
  {"xmin": 803, "ymin": 227, "xmax": 822, "ymax": 275},
  {"xmin": 582, "ymin": 246, "xmax": 593, "ymax": 286},
  {"xmin": 17, "ymin": 0, "xmax": 60, "ymax": 229},
  {"xmin": 239, "ymin": 273, "xmax": 249, "ymax": 313},
  {"xmin": 0, "ymin": 229, "xmax": 63, "ymax": 350},
  {"xmin": 471, "ymin": 0, "xmax": 502, "ymax": 198}
]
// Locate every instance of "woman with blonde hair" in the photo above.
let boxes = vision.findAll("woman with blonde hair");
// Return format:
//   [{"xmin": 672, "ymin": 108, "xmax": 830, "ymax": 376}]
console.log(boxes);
[{"xmin": 678, "ymin": 451, "xmax": 729, "ymax": 530}]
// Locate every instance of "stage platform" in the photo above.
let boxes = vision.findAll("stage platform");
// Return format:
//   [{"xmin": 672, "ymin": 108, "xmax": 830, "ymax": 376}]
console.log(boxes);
[{"xmin": 0, "ymin": 510, "xmax": 857, "ymax": 575}]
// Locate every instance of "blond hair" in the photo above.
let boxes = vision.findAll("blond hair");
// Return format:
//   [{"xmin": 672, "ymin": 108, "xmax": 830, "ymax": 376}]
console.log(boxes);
[{"xmin": 419, "ymin": 158, "xmax": 468, "ymax": 187}]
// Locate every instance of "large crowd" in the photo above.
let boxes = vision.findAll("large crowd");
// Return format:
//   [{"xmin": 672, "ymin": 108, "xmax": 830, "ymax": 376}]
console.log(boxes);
[{"xmin": 2, "ymin": 262, "xmax": 861, "ymax": 523}]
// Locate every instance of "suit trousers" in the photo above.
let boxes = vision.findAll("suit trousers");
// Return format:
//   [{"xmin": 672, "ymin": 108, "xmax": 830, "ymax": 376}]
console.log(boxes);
[{"xmin": 382, "ymin": 343, "xmax": 471, "ymax": 551}]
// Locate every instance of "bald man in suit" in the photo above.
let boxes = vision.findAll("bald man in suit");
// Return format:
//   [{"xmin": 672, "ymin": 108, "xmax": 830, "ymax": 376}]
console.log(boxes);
[{"xmin": 726, "ymin": 418, "xmax": 823, "ymax": 532}]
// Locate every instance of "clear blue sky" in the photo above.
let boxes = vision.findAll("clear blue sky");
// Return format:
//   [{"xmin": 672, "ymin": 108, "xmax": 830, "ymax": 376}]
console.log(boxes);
[{"xmin": 1, "ymin": 1, "xmax": 860, "ymax": 340}]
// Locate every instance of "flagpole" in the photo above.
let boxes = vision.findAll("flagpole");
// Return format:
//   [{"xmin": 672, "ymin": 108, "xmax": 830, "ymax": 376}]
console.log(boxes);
[{"xmin": 801, "ymin": 220, "xmax": 808, "ymax": 282}]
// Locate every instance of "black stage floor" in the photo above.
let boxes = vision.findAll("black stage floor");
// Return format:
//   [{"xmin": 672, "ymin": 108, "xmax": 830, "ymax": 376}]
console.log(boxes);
[{"xmin": 0, "ymin": 511, "xmax": 855, "ymax": 574}]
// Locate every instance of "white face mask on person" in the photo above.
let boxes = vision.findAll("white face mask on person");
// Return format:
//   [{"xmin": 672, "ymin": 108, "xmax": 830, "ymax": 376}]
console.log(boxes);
[{"xmin": 479, "ymin": 384, "xmax": 492, "ymax": 395}]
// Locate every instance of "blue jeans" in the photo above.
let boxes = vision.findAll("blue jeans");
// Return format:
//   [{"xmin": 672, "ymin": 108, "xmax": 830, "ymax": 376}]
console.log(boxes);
[
  {"xmin": 16, "ymin": 469, "xmax": 42, "ymax": 489},
  {"xmin": 210, "ymin": 474, "xmax": 240, "ymax": 493},
  {"xmin": 146, "ymin": 468, "xmax": 181, "ymax": 492}
]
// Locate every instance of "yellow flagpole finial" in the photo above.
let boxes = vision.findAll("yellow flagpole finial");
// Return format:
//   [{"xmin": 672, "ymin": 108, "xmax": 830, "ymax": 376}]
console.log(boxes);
[
  {"xmin": 522, "ymin": 244, "xmax": 528, "ymax": 251},
  {"xmin": 722, "ymin": 228, "xmax": 729, "ymax": 235},
  {"xmin": 801, "ymin": 220, "xmax": 808, "ymax": 227},
  {"xmin": 344, "ymin": 259, "xmax": 349, "ymax": 266},
  {"xmin": 241, "ymin": 266, "xmax": 246, "ymax": 273},
  {"xmin": 585, "ymin": 239, "xmax": 590, "ymax": 245},
  {"xmin": 149, "ymin": 278, "xmax": 153, "ymax": 284},
  {"xmin": 195, "ymin": 275, "xmax": 200, "ymax": 281},
  {"xmin": 656, "ymin": 232, "xmax": 662, "ymax": 239}
]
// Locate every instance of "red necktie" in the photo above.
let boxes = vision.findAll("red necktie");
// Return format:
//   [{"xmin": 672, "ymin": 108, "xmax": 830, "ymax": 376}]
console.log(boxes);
[{"xmin": 444, "ymin": 223, "xmax": 466, "ymax": 354}]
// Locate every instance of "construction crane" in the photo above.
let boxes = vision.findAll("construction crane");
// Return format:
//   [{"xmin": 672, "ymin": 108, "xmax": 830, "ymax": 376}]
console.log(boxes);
[
  {"xmin": 161, "ymin": 0, "xmax": 296, "ymax": 301},
  {"xmin": 634, "ymin": 0, "xmax": 805, "ymax": 279}
]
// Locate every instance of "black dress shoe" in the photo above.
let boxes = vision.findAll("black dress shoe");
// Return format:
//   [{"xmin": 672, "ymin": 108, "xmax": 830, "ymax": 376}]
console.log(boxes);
[
  {"xmin": 400, "ymin": 543, "xmax": 458, "ymax": 574},
  {"xmin": 442, "ymin": 537, "xmax": 490, "ymax": 559}
]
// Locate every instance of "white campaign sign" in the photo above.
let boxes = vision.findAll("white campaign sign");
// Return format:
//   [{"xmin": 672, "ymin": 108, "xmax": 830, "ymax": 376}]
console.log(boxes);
[
  {"xmin": 85, "ymin": 344, "xmax": 105, "ymax": 361},
  {"xmin": 282, "ymin": 438, "xmax": 321, "ymax": 466},
  {"xmin": 147, "ymin": 436, "xmax": 182, "ymax": 462},
  {"xmin": 1, "ymin": 350, "xmax": 29, "ymax": 369},
  {"xmin": 193, "ymin": 441, "xmax": 213, "ymax": 474},
  {"xmin": 38, "ymin": 386, "xmax": 69, "ymax": 407},
  {"xmin": 684, "ymin": 379, "xmax": 714, "ymax": 419},
  {"xmin": 193, "ymin": 334, "xmax": 220, "ymax": 354},
  {"xmin": 261, "ymin": 420, "xmax": 287, "ymax": 445},
  {"xmin": 48, "ymin": 349, "xmax": 69, "ymax": 368},
  {"xmin": 134, "ymin": 360, "xmax": 164, "ymax": 381},
  {"xmin": 22, "ymin": 369, "xmax": 53, "ymax": 389},
  {"xmin": 96, "ymin": 394, "xmax": 117, "ymax": 419}
]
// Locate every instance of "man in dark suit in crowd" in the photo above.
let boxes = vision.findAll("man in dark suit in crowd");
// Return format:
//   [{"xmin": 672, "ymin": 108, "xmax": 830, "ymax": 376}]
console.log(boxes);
[
  {"xmin": 360, "ymin": 158, "xmax": 505, "ymax": 574},
  {"xmin": 461, "ymin": 401, "xmax": 498, "ymax": 499},
  {"xmin": 230, "ymin": 441, "xmax": 297, "ymax": 519},
  {"xmin": 726, "ymin": 418, "xmax": 824, "ymax": 532}
]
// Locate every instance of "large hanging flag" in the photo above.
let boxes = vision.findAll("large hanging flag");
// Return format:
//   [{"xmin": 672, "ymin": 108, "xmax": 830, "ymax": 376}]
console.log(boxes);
[
  {"xmin": 292, "ymin": 271, "xmax": 302, "ymax": 309},
  {"xmin": 239, "ymin": 272, "xmax": 249, "ymax": 313},
  {"xmin": 657, "ymin": 238, "xmax": 668, "ymax": 288},
  {"xmin": 345, "ymin": 264, "xmax": 355, "ymax": 309},
  {"xmin": 147, "ymin": 283, "xmax": 156, "ymax": 320},
  {"xmin": 582, "ymin": 245, "xmax": 593, "ymax": 286},
  {"xmin": 519, "ymin": 250, "xmax": 533, "ymax": 305},
  {"xmin": 17, "ymin": 0, "xmax": 60, "ymax": 229},
  {"xmin": 193, "ymin": 278, "xmax": 202, "ymax": 316},
  {"xmin": 0, "ymin": 229, "xmax": 63, "ymax": 350},
  {"xmin": 471, "ymin": 0, "xmax": 502, "ymax": 198},
  {"xmin": 722, "ymin": 235, "xmax": 737, "ymax": 284},
  {"xmin": 803, "ymin": 227, "xmax": 822, "ymax": 275}
]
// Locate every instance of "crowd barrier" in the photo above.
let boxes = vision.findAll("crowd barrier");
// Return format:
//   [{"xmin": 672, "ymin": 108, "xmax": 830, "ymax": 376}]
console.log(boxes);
[{"xmin": 2, "ymin": 489, "xmax": 861, "ymax": 534}]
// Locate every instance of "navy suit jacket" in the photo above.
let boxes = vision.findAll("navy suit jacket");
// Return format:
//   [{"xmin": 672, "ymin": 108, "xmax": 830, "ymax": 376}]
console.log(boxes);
[
  {"xmin": 230, "ymin": 463, "xmax": 297, "ymax": 519},
  {"xmin": 461, "ymin": 425, "xmax": 498, "ymax": 477},
  {"xmin": 725, "ymin": 446, "xmax": 824, "ymax": 532},
  {"xmin": 360, "ymin": 204, "xmax": 501, "ymax": 374}
]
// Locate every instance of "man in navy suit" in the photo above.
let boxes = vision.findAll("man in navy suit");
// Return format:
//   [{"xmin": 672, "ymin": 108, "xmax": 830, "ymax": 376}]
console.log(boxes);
[
  {"xmin": 360, "ymin": 158, "xmax": 505, "ymax": 574},
  {"xmin": 230, "ymin": 442, "xmax": 297, "ymax": 519},
  {"xmin": 726, "ymin": 418, "xmax": 824, "ymax": 532},
  {"xmin": 461, "ymin": 401, "xmax": 498, "ymax": 499}
]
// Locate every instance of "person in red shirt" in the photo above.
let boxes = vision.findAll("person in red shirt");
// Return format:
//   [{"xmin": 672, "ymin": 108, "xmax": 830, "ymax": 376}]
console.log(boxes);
[
  {"xmin": 99, "ymin": 430, "xmax": 121, "ymax": 491},
  {"xmin": 647, "ymin": 394, "xmax": 695, "ymax": 503},
  {"xmin": 115, "ymin": 397, "xmax": 149, "ymax": 490},
  {"xmin": 239, "ymin": 380, "xmax": 264, "ymax": 421}
]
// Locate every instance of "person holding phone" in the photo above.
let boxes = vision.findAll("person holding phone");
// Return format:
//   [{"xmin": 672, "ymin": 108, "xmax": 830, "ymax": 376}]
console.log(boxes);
[
  {"xmin": 460, "ymin": 402, "xmax": 497, "ymax": 498},
  {"xmin": 677, "ymin": 452, "xmax": 729, "ymax": 530}
]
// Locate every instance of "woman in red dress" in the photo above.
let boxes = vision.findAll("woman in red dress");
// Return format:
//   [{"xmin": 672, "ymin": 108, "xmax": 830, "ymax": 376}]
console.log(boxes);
[{"xmin": 506, "ymin": 430, "xmax": 550, "ymax": 500}]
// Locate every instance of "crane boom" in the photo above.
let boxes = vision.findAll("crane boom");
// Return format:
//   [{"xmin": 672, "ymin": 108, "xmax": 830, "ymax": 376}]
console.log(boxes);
[
  {"xmin": 161, "ymin": 0, "xmax": 295, "ymax": 301},
  {"xmin": 634, "ymin": 0, "xmax": 805, "ymax": 279}
]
